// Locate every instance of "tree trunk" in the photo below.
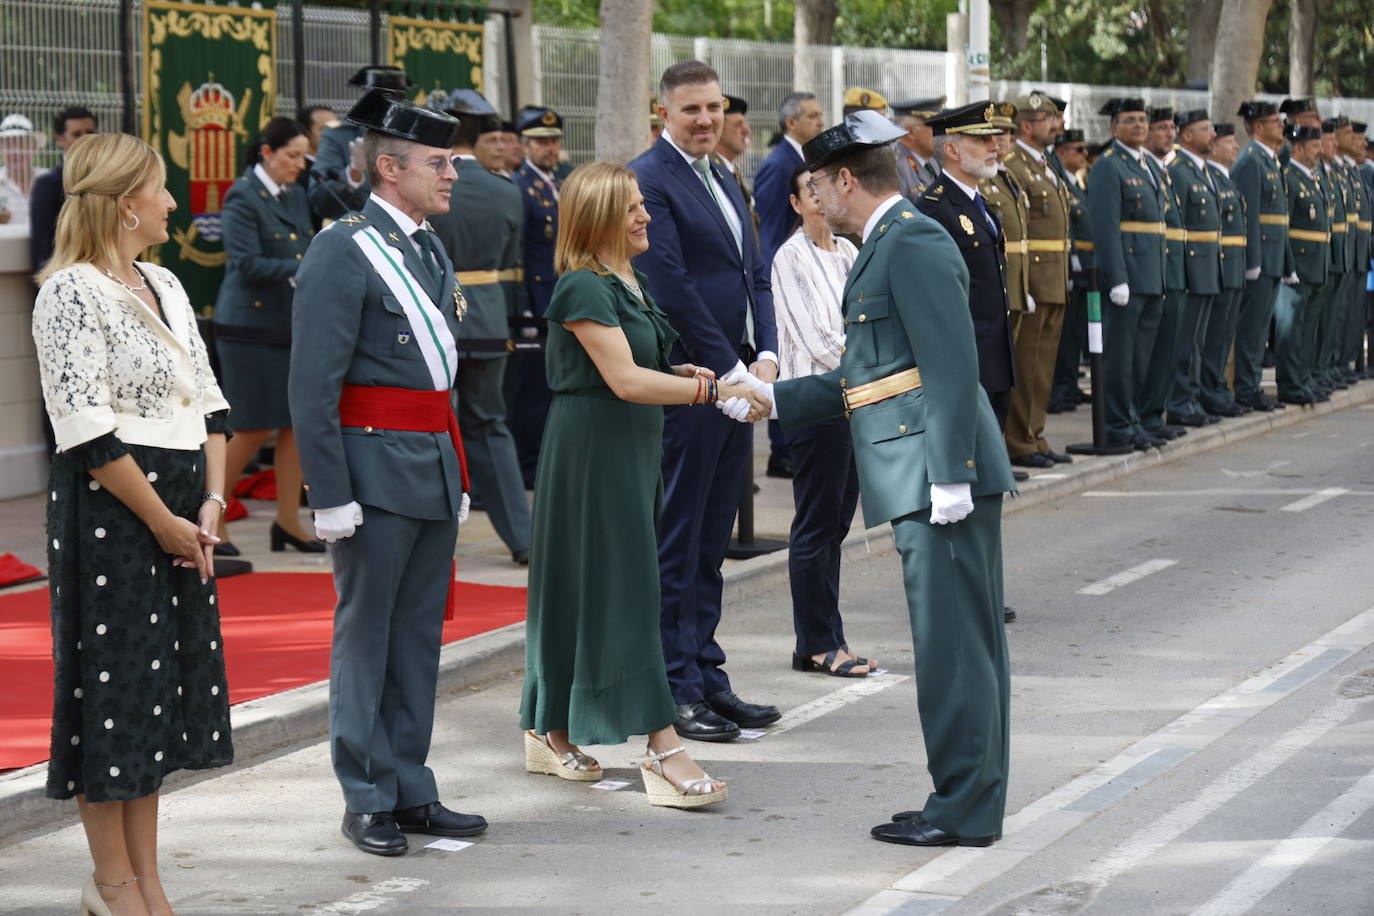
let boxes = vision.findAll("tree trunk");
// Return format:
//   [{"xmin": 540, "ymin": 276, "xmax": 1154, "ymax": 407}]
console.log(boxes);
[
  {"xmin": 1287, "ymin": 0, "xmax": 1325, "ymax": 95},
  {"xmin": 990, "ymin": 0, "xmax": 1039, "ymax": 53},
  {"xmin": 1185, "ymin": 0, "xmax": 1223, "ymax": 86},
  {"xmin": 1210, "ymin": 0, "xmax": 1276, "ymax": 134},
  {"xmin": 595, "ymin": 0, "xmax": 653, "ymax": 164},
  {"xmin": 793, "ymin": 0, "xmax": 837, "ymax": 92}
]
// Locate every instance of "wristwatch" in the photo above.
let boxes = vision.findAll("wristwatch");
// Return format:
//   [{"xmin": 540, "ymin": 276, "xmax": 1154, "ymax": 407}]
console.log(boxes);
[{"xmin": 202, "ymin": 491, "xmax": 228, "ymax": 513}]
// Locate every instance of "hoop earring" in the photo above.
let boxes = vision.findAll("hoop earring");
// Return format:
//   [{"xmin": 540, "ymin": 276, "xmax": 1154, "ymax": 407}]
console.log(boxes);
[{"xmin": 122, "ymin": 213, "xmax": 140, "ymax": 231}]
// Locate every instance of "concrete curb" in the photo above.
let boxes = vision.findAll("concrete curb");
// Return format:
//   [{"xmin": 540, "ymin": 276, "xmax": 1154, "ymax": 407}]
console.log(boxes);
[{"xmin": 3, "ymin": 381, "xmax": 1370, "ymax": 846}]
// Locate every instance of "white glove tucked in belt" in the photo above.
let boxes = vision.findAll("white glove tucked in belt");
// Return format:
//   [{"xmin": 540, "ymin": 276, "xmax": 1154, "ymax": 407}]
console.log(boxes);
[
  {"xmin": 1282, "ymin": 272, "xmax": 1299, "ymax": 286},
  {"xmin": 315, "ymin": 501, "xmax": 364, "ymax": 542},
  {"xmin": 458, "ymin": 492, "xmax": 470, "ymax": 524},
  {"xmin": 1109, "ymin": 283, "xmax": 1131, "ymax": 306},
  {"xmin": 1245, "ymin": 266, "xmax": 1261, "ymax": 281},
  {"xmin": 929, "ymin": 482, "xmax": 974, "ymax": 525}
]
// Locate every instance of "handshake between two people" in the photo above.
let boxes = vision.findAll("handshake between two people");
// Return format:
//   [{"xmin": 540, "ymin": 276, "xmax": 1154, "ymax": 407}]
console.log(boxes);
[{"xmin": 673, "ymin": 362, "xmax": 777, "ymax": 424}]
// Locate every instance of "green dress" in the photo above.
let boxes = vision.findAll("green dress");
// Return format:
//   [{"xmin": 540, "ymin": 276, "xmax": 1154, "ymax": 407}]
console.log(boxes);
[{"xmin": 519, "ymin": 268, "xmax": 680, "ymax": 746}]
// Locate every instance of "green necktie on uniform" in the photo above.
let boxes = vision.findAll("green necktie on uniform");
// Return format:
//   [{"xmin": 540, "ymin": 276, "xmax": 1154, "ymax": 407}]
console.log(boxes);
[
  {"xmin": 413, "ymin": 228, "xmax": 446, "ymax": 298},
  {"xmin": 692, "ymin": 157, "xmax": 742, "ymax": 255}
]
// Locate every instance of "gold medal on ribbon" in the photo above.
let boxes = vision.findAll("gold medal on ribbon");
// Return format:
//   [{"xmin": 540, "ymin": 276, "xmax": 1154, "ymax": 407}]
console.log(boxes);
[
  {"xmin": 453, "ymin": 286, "xmax": 468, "ymax": 321},
  {"xmin": 959, "ymin": 213, "xmax": 975, "ymax": 235}
]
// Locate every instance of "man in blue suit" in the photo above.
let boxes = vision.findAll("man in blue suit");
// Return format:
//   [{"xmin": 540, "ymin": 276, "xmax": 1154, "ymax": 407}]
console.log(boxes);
[
  {"xmin": 754, "ymin": 91, "xmax": 825, "ymax": 269},
  {"xmin": 629, "ymin": 60, "xmax": 781, "ymax": 742}
]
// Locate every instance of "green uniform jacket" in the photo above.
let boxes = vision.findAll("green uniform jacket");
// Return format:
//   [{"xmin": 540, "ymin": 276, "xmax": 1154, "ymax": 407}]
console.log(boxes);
[
  {"xmin": 429, "ymin": 157, "xmax": 525, "ymax": 360},
  {"xmin": 1004, "ymin": 143, "xmax": 1071, "ymax": 305},
  {"xmin": 1168, "ymin": 153, "xmax": 1223, "ymax": 296},
  {"xmin": 980, "ymin": 170, "xmax": 1031, "ymax": 312},
  {"xmin": 1284, "ymin": 162, "xmax": 1332, "ymax": 286},
  {"xmin": 1232, "ymin": 140, "xmax": 1289, "ymax": 277},
  {"xmin": 308, "ymin": 122, "xmax": 369, "ymax": 221},
  {"xmin": 1153, "ymin": 154, "xmax": 1186, "ymax": 291},
  {"xmin": 773, "ymin": 198, "xmax": 1016, "ymax": 527},
  {"xmin": 1065, "ymin": 171, "xmax": 1094, "ymax": 272},
  {"xmin": 1211, "ymin": 163, "xmax": 1248, "ymax": 290},
  {"xmin": 213, "ymin": 168, "xmax": 316, "ymax": 343},
  {"xmin": 1320, "ymin": 161, "xmax": 1353, "ymax": 274},
  {"xmin": 1351, "ymin": 159, "xmax": 1372, "ymax": 266},
  {"xmin": 1086, "ymin": 140, "xmax": 1167, "ymax": 296}
]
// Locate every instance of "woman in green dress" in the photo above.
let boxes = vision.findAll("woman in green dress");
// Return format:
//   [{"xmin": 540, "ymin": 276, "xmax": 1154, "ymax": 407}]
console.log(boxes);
[{"xmin": 519, "ymin": 162, "xmax": 769, "ymax": 808}]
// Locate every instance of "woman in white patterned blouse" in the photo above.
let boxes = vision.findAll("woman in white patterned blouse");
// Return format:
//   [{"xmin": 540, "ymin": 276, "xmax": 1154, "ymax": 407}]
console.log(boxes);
[
  {"xmin": 32, "ymin": 132, "xmax": 233, "ymax": 916},
  {"xmin": 770, "ymin": 163, "xmax": 877, "ymax": 678}
]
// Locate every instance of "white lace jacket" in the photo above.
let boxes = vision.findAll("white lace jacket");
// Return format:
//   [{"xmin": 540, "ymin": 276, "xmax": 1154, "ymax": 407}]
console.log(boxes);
[{"xmin": 33, "ymin": 262, "xmax": 229, "ymax": 452}]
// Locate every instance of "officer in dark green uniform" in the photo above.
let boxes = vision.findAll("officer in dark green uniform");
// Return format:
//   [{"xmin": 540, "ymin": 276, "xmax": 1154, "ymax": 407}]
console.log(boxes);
[
  {"xmin": 1165, "ymin": 109, "xmax": 1223, "ymax": 423},
  {"xmin": 1087, "ymin": 98, "xmax": 1169, "ymax": 450},
  {"xmin": 1316, "ymin": 118, "xmax": 1354, "ymax": 395},
  {"xmin": 1276, "ymin": 124, "xmax": 1331, "ymax": 404},
  {"xmin": 1140, "ymin": 107, "xmax": 1194, "ymax": 435},
  {"xmin": 1232, "ymin": 101, "xmax": 1291, "ymax": 411},
  {"xmin": 768, "ymin": 111, "xmax": 1016, "ymax": 847},
  {"xmin": 1342, "ymin": 120, "xmax": 1372, "ymax": 378},
  {"xmin": 308, "ymin": 66, "xmax": 413, "ymax": 221},
  {"xmin": 1199, "ymin": 122, "xmax": 1250, "ymax": 416},
  {"xmin": 1050, "ymin": 129, "xmax": 1094, "ymax": 412},
  {"xmin": 428, "ymin": 89, "xmax": 531, "ymax": 564}
]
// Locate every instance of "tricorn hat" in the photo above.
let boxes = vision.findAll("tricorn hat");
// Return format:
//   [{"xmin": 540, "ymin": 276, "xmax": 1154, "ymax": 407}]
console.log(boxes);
[
  {"xmin": 1284, "ymin": 124, "xmax": 1321, "ymax": 142},
  {"xmin": 1099, "ymin": 98, "xmax": 1146, "ymax": 117},
  {"xmin": 1174, "ymin": 109, "xmax": 1210, "ymax": 129},
  {"xmin": 802, "ymin": 109, "xmax": 906, "ymax": 171},
  {"xmin": 1147, "ymin": 106, "xmax": 1175, "ymax": 124},
  {"xmin": 1280, "ymin": 97, "xmax": 1318, "ymax": 117},
  {"xmin": 1237, "ymin": 100, "xmax": 1278, "ymax": 120},
  {"xmin": 348, "ymin": 65, "xmax": 413, "ymax": 92},
  {"xmin": 427, "ymin": 88, "xmax": 496, "ymax": 118},
  {"xmin": 1213, "ymin": 122, "xmax": 1236, "ymax": 138},
  {"xmin": 1055, "ymin": 128, "xmax": 1085, "ymax": 146},
  {"xmin": 346, "ymin": 88, "xmax": 461, "ymax": 148}
]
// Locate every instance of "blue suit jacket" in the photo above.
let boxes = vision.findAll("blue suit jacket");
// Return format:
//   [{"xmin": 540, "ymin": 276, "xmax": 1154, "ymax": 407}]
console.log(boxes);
[
  {"xmin": 753, "ymin": 139, "xmax": 804, "ymax": 269},
  {"xmin": 29, "ymin": 166, "xmax": 63, "ymax": 274},
  {"xmin": 628, "ymin": 137, "xmax": 776, "ymax": 374}
]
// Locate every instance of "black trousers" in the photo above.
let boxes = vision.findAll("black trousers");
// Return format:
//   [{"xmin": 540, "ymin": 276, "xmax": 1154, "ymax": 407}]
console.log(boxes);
[{"xmin": 783, "ymin": 415, "xmax": 860, "ymax": 656}]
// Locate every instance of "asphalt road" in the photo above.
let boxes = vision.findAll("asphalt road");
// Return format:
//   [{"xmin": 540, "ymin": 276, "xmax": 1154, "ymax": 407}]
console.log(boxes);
[{"xmin": 2, "ymin": 405, "xmax": 1372, "ymax": 915}]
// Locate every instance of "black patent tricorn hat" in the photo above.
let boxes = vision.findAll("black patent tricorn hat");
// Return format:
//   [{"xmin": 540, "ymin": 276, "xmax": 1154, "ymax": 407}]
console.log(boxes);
[
  {"xmin": 1174, "ymin": 108, "xmax": 1210, "ymax": 129},
  {"xmin": 1284, "ymin": 124, "xmax": 1321, "ymax": 142},
  {"xmin": 1237, "ymin": 100, "xmax": 1278, "ymax": 120},
  {"xmin": 802, "ymin": 110, "xmax": 906, "ymax": 171},
  {"xmin": 347, "ymin": 88, "xmax": 461, "ymax": 148},
  {"xmin": 1099, "ymin": 98, "xmax": 1146, "ymax": 117},
  {"xmin": 348, "ymin": 65, "xmax": 414, "ymax": 92}
]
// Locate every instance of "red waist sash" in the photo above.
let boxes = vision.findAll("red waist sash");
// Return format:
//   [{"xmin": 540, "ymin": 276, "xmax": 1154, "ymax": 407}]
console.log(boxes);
[
  {"xmin": 338, "ymin": 384, "xmax": 469, "ymax": 621},
  {"xmin": 338, "ymin": 384, "xmax": 470, "ymax": 491}
]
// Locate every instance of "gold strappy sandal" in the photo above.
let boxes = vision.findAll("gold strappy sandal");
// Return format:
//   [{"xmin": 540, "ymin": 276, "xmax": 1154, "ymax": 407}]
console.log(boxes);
[
  {"xmin": 635, "ymin": 744, "xmax": 728, "ymax": 809},
  {"xmin": 524, "ymin": 730, "xmax": 603, "ymax": 782}
]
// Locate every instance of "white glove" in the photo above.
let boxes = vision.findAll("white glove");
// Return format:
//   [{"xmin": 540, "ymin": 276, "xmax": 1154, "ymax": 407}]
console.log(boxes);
[
  {"xmin": 458, "ymin": 492, "xmax": 470, "ymax": 524},
  {"xmin": 722, "ymin": 366, "xmax": 763, "ymax": 389},
  {"xmin": 929, "ymin": 482, "xmax": 974, "ymax": 525},
  {"xmin": 1067, "ymin": 276, "xmax": 1074, "ymax": 292},
  {"xmin": 346, "ymin": 137, "xmax": 366, "ymax": 185},
  {"xmin": 315, "ymin": 501, "xmax": 364, "ymax": 542},
  {"xmin": 1071, "ymin": 254, "xmax": 1082, "ymax": 273},
  {"xmin": 1026, "ymin": 294, "xmax": 1037, "ymax": 314},
  {"xmin": 1282, "ymin": 272, "xmax": 1299, "ymax": 286},
  {"xmin": 1109, "ymin": 283, "xmax": 1130, "ymax": 306},
  {"xmin": 1245, "ymin": 266, "xmax": 1262, "ymax": 281},
  {"xmin": 519, "ymin": 309, "xmax": 538, "ymax": 340},
  {"xmin": 715, "ymin": 396, "xmax": 751, "ymax": 422},
  {"xmin": 759, "ymin": 381, "xmax": 778, "ymax": 420}
]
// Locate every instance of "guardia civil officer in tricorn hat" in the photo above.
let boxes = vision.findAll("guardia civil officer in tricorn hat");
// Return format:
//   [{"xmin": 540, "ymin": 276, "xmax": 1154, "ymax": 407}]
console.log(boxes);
[
  {"xmin": 756, "ymin": 110, "xmax": 1017, "ymax": 847},
  {"xmin": 289, "ymin": 88, "xmax": 488, "ymax": 856},
  {"xmin": 308, "ymin": 65, "xmax": 414, "ymax": 220}
]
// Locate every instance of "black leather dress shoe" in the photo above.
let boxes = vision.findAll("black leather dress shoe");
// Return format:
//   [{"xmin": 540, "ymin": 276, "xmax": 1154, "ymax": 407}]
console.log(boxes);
[
  {"xmin": 394, "ymin": 802, "xmax": 487, "ymax": 837},
  {"xmin": 1167, "ymin": 412, "xmax": 1208, "ymax": 427},
  {"xmin": 1003, "ymin": 606, "xmax": 1017, "ymax": 623},
  {"xmin": 1159, "ymin": 425, "xmax": 1187, "ymax": 439},
  {"xmin": 705, "ymin": 690, "xmax": 782, "ymax": 727},
  {"xmin": 512, "ymin": 548, "xmax": 530, "ymax": 565},
  {"xmin": 1010, "ymin": 452, "xmax": 1054, "ymax": 469},
  {"xmin": 766, "ymin": 455, "xmax": 794, "ymax": 479},
  {"xmin": 871, "ymin": 814, "xmax": 994, "ymax": 847},
  {"xmin": 1131, "ymin": 433, "xmax": 1163, "ymax": 451},
  {"xmin": 1277, "ymin": 393, "xmax": 1315, "ymax": 405},
  {"xmin": 1237, "ymin": 393, "xmax": 1274, "ymax": 411},
  {"xmin": 1040, "ymin": 449, "xmax": 1073, "ymax": 464},
  {"xmin": 1012, "ymin": 470, "xmax": 1030, "ymax": 482},
  {"xmin": 674, "ymin": 702, "xmax": 740, "ymax": 742},
  {"xmin": 342, "ymin": 811, "xmax": 408, "ymax": 856}
]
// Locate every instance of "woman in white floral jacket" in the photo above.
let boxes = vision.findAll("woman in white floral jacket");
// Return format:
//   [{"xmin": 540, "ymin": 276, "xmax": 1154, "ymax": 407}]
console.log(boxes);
[{"xmin": 32, "ymin": 131, "xmax": 233, "ymax": 916}]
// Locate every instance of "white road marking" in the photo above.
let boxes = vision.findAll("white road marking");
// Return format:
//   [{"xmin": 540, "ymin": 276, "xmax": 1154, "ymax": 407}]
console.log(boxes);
[
  {"xmin": 769, "ymin": 672, "xmax": 909, "ymax": 736},
  {"xmin": 1193, "ymin": 767, "xmax": 1374, "ymax": 916},
  {"xmin": 845, "ymin": 604, "xmax": 1374, "ymax": 915},
  {"xmin": 1077, "ymin": 559, "xmax": 1177, "ymax": 596},
  {"xmin": 318, "ymin": 877, "xmax": 429, "ymax": 914},
  {"xmin": 1084, "ymin": 488, "xmax": 1374, "ymax": 498},
  {"xmin": 1278, "ymin": 487, "xmax": 1350, "ymax": 512}
]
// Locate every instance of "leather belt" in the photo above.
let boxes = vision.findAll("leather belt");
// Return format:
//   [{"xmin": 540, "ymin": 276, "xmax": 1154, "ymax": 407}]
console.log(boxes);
[
  {"xmin": 1026, "ymin": 238, "xmax": 1069, "ymax": 252},
  {"xmin": 1073, "ymin": 240, "xmax": 1095, "ymax": 251},
  {"xmin": 1184, "ymin": 230, "xmax": 1220, "ymax": 242},
  {"xmin": 1359, "ymin": 220, "xmax": 1373, "ymax": 231},
  {"xmin": 1258, "ymin": 214, "xmax": 1289, "ymax": 225},
  {"xmin": 1119, "ymin": 221, "xmax": 1165, "ymax": 234},
  {"xmin": 455, "ymin": 268, "xmax": 524, "ymax": 285},
  {"xmin": 1165, "ymin": 227, "xmax": 1187, "ymax": 241},
  {"xmin": 1331, "ymin": 223, "xmax": 1348, "ymax": 233},
  {"xmin": 1347, "ymin": 216, "xmax": 1359, "ymax": 225},
  {"xmin": 1004, "ymin": 239, "xmax": 1029, "ymax": 255},
  {"xmin": 841, "ymin": 367, "xmax": 923, "ymax": 416},
  {"xmin": 1221, "ymin": 235, "xmax": 1246, "ymax": 247},
  {"xmin": 1288, "ymin": 228, "xmax": 1330, "ymax": 243}
]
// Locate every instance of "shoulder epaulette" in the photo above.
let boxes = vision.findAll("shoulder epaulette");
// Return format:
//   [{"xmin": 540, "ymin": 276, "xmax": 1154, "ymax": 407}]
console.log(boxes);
[
  {"xmin": 1103, "ymin": 148, "xmax": 1115, "ymax": 157},
  {"xmin": 923, "ymin": 194, "xmax": 940, "ymax": 202}
]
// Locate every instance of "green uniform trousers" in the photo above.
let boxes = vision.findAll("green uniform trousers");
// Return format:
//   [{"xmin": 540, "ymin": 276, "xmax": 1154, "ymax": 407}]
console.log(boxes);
[
  {"xmin": 1140, "ymin": 290, "xmax": 1185, "ymax": 432},
  {"xmin": 891, "ymin": 495, "xmax": 1010, "ymax": 839},
  {"xmin": 1343, "ymin": 270, "xmax": 1369, "ymax": 366},
  {"xmin": 457, "ymin": 356, "xmax": 532, "ymax": 556},
  {"xmin": 1199, "ymin": 287, "xmax": 1244, "ymax": 413},
  {"xmin": 1316, "ymin": 272, "xmax": 1349, "ymax": 382},
  {"xmin": 1275, "ymin": 280, "xmax": 1323, "ymax": 399},
  {"xmin": 1233, "ymin": 276, "xmax": 1280, "ymax": 400},
  {"xmin": 1166, "ymin": 293, "xmax": 1214, "ymax": 419},
  {"xmin": 1104, "ymin": 293, "xmax": 1163, "ymax": 442}
]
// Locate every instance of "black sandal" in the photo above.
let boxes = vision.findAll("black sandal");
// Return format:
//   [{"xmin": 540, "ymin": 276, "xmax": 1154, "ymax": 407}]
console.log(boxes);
[{"xmin": 792, "ymin": 649, "xmax": 871, "ymax": 678}]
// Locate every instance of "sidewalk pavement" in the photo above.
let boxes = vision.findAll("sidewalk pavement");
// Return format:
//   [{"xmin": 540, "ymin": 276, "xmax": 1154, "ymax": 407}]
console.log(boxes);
[{"xmin": 2, "ymin": 369, "xmax": 1370, "ymax": 846}]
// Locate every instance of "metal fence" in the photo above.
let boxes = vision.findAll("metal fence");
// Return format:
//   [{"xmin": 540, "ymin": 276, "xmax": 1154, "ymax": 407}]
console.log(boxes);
[{"xmin": 4, "ymin": 3, "xmax": 1374, "ymax": 176}]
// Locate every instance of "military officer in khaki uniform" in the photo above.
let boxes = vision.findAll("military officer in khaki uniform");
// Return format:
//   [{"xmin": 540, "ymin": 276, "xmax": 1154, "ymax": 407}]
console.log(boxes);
[
  {"xmin": 980, "ymin": 104, "xmax": 1031, "ymax": 317},
  {"xmin": 1001, "ymin": 93, "xmax": 1072, "ymax": 467}
]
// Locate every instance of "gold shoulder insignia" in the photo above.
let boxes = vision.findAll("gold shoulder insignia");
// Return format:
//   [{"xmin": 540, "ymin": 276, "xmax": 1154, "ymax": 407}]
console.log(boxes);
[
  {"xmin": 879, "ymin": 224, "xmax": 889, "ymax": 233},
  {"xmin": 338, "ymin": 214, "xmax": 367, "ymax": 226},
  {"xmin": 1103, "ymin": 148, "xmax": 1115, "ymax": 157},
  {"xmin": 388, "ymin": 231, "xmax": 401, "ymax": 242},
  {"xmin": 901, "ymin": 211, "xmax": 914, "ymax": 219}
]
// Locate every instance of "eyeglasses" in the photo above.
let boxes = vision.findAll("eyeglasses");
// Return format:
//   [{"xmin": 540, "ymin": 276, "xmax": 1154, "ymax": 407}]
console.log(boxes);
[
  {"xmin": 386, "ymin": 153, "xmax": 456, "ymax": 177},
  {"xmin": 805, "ymin": 171, "xmax": 841, "ymax": 194}
]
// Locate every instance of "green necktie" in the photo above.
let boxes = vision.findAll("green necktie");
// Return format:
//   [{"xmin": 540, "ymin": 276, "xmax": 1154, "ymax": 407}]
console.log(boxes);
[
  {"xmin": 413, "ymin": 229, "xmax": 446, "ymax": 296},
  {"xmin": 692, "ymin": 158, "xmax": 742, "ymax": 255}
]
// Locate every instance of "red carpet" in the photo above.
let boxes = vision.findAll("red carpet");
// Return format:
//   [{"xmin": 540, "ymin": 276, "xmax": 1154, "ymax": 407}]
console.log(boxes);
[{"xmin": 0, "ymin": 573, "xmax": 526, "ymax": 771}]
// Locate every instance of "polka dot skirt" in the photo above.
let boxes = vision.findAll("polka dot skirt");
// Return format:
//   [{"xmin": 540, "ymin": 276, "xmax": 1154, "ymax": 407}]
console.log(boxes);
[{"xmin": 45, "ymin": 438, "xmax": 233, "ymax": 802}]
